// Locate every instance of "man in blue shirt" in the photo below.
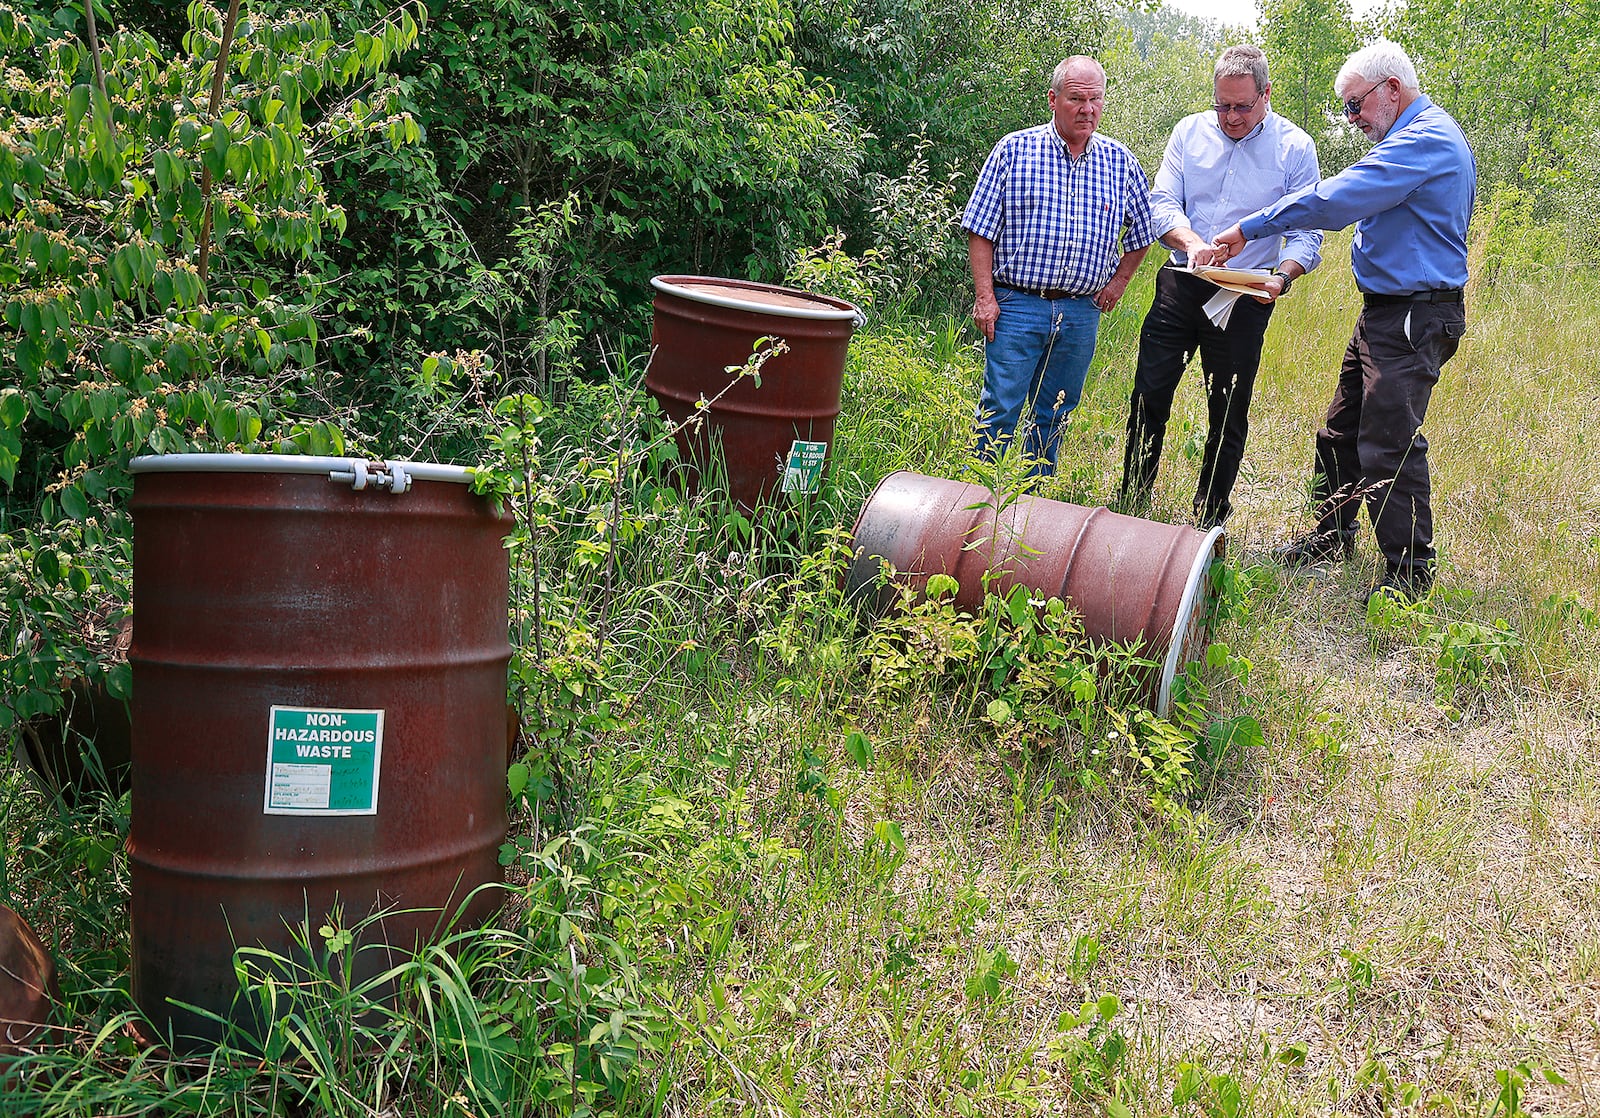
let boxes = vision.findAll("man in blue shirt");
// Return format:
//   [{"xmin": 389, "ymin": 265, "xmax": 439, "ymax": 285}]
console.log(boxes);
[
  {"xmin": 964, "ymin": 56, "xmax": 1155, "ymax": 475},
  {"xmin": 1208, "ymin": 40, "xmax": 1475, "ymax": 602},
  {"xmin": 1120, "ymin": 45, "xmax": 1323, "ymax": 529}
]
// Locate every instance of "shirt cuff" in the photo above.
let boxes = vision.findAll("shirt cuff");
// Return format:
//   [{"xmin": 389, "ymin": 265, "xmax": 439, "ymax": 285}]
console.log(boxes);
[
  {"xmin": 1238, "ymin": 213, "xmax": 1275, "ymax": 243},
  {"xmin": 1277, "ymin": 250, "xmax": 1318, "ymax": 274},
  {"xmin": 1150, "ymin": 210, "xmax": 1188, "ymax": 242}
]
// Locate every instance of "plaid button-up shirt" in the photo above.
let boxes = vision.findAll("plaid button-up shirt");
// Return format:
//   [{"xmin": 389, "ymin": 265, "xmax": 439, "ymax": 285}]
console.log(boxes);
[{"xmin": 963, "ymin": 125, "xmax": 1155, "ymax": 294}]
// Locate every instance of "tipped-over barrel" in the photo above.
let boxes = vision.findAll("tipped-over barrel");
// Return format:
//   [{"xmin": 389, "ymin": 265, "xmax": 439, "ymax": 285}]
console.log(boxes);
[{"xmin": 845, "ymin": 471, "xmax": 1226, "ymax": 714}]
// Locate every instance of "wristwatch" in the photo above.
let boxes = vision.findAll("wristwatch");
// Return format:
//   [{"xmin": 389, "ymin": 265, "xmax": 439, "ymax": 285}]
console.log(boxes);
[{"xmin": 1271, "ymin": 268, "xmax": 1295, "ymax": 295}]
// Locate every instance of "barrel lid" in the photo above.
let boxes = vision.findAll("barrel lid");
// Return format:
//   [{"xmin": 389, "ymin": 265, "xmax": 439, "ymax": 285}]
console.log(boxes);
[
  {"xmin": 651, "ymin": 275, "xmax": 861, "ymax": 321},
  {"xmin": 129, "ymin": 453, "xmax": 474, "ymax": 488},
  {"xmin": 1156, "ymin": 524, "xmax": 1227, "ymax": 716}
]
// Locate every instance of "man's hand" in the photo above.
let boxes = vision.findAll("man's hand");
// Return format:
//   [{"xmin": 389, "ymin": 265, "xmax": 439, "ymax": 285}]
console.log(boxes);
[
  {"xmin": 968, "ymin": 232, "xmax": 999, "ymax": 342},
  {"xmin": 973, "ymin": 291, "xmax": 999, "ymax": 342},
  {"xmin": 1196, "ymin": 223, "xmax": 1248, "ymax": 265},
  {"xmin": 1094, "ymin": 244, "xmax": 1151, "ymax": 313},
  {"xmin": 1092, "ymin": 274, "xmax": 1131, "ymax": 313},
  {"xmin": 1251, "ymin": 261, "xmax": 1303, "ymax": 303},
  {"xmin": 1250, "ymin": 274, "xmax": 1286, "ymax": 304}
]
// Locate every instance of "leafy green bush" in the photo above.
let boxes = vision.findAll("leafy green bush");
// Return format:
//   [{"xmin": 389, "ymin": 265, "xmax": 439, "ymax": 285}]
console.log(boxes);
[{"xmin": 0, "ymin": 1, "xmax": 422, "ymax": 727}]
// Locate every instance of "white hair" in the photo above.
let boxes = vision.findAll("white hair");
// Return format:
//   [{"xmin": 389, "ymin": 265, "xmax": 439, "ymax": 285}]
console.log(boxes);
[{"xmin": 1336, "ymin": 40, "xmax": 1420, "ymax": 92}]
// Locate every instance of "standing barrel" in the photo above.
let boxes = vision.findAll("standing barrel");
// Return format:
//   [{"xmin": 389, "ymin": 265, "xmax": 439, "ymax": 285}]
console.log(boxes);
[
  {"xmin": 646, "ymin": 275, "xmax": 862, "ymax": 510},
  {"xmin": 127, "ymin": 454, "xmax": 511, "ymax": 1049},
  {"xmin": 845, "ymin": 471, "xmax": 1226, "ymax": 714}
]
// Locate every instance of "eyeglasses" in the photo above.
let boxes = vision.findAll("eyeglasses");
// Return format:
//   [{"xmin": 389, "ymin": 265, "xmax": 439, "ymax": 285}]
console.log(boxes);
[
  {"xmin": 1342, "ymin": 79, "xmax": 1387, "ymax": 118},
  {"xmin": 1211, "ymin": 92, "xmax": 1264, "ymax": 116}
]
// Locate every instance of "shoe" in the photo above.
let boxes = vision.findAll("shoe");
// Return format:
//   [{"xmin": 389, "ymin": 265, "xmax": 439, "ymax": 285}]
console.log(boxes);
[
  {"xmin": 1364, "ymin": 565, "xmax": 1434, "ymax": 606},
  {"xmin": 1272, "ymin": 528, "xmax": 1357, "ymax": 568}
]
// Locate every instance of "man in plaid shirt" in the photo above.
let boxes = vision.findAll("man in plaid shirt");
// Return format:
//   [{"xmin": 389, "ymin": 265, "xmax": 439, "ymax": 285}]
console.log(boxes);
[{"xmin": 964, "ymin": 55, "xmax": 1155, "ymax": 475}]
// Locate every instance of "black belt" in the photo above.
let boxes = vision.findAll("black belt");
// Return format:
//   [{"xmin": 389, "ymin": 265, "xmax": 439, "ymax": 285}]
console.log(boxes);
[
  {"xmin": 995, "ymin": 281, "xmax": 1090, "ymax": 301},
  {"xmin": 1362, "ymin": 288, "xmax": 1463, "ymax": 307}
]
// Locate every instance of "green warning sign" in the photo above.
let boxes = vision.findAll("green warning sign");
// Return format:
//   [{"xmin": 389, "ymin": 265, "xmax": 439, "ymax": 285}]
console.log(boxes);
[
  {"xmin": 264, "ymin": 706, "xmax": 384, "ymax": 816},
  {"xmin": 782, "ymin": 439, "xmax": 828, "ymax": 494}
]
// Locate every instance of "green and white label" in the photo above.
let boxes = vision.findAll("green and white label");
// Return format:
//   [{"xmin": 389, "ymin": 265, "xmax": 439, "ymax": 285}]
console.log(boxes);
[
  {"xmin": 782, "ymin": 439, "xmax": 828, "ymax": 494},
  {"xmin": 264, "ymin": 706, "xmax": 384, "ymax": 816}
]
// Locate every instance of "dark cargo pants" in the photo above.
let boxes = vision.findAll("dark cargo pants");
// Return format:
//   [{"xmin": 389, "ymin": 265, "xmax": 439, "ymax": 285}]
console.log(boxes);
[{"xmin": 1312, "ymin": 298, "xmax": 1467, "ymax": 573}]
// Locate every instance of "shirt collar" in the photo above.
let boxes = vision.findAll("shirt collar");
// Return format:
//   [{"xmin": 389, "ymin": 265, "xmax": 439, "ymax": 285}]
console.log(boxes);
[
  {"xmin": 1391, "ymin": 93, "xmax": 1432, "ymax": 133},
  {"xmin": 1053, "ymin": 129, "xmax": 1099, "ymax": 159}
]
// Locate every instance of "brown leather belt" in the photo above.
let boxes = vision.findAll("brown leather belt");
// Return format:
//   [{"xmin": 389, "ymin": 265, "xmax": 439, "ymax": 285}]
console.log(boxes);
[{"xmin": 994, "ymin": 281, "xmax": 1088, "ymax": 301}]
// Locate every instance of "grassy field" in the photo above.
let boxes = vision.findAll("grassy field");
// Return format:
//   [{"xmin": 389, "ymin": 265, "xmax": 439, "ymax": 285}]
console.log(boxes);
[{"xmin": 3, "ymin": 231, "xmax": 1598, "ymax": 1116}]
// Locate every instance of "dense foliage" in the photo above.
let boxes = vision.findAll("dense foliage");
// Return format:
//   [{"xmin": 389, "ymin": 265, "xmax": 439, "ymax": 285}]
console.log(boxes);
[{"xmin": 0, "ymin": 0, "xmax": 422, "ymax": 725}]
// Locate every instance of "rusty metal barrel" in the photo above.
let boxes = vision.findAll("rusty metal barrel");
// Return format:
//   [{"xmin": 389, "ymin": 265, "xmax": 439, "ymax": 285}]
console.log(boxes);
[
  {"xmin": 0, "ymin": 903, "xmax": 58, "ymax": 1054},
  {"xmin": 845, "ymin": 471, "xmax": 1226, "ymax": 714},
  {"xmin": 646, "ymin": 275, "xmax": 863, "ymax": 510},
  {"xmin": 127, "ymin": 454, "xmax": 512, "ymax": 1049}
]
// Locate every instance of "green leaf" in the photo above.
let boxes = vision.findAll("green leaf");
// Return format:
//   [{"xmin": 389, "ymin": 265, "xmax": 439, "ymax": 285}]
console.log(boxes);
[
  {"xmin": 926, "ymin": 572, "xmax": 959, "ymax": 600},
  {"xmin": 843, "ymin": 727, "xmax": 873, "ymax": 768},
  {"xmin": 1006, "ymin": 583, "xmax": 1032, "ymax": 628},
  {"xmin": 67, "ymin": 83, "xmax": 91, "ymax": 135},
  {"xmin": 60, "ymin": 485, "xmax": 89, "ymax": 520},
  {"xmin": 238, "ymin": 407, "xmax": 263, "ymax": 445},
  {"xmin": 1173, "ymin": 1062, "xmax": 1206, "ymax": 1106},
  {"xmin": 507, "ymin": 761, "xmax": 529, "ymax": 797},
  {"xmin": 211, "ymin": 403, "xmax": 239, "ymax": 444},
  {"xmin": 871, "ymin": 818, "xmax": 905, "ymax": 855},
  {"xmin": 153, "ymin": 148, "xmax": 174, "ymax": 192},
  {"xmin": 0, "ymin": 389, "xmax": 25, "ymax": 427}
]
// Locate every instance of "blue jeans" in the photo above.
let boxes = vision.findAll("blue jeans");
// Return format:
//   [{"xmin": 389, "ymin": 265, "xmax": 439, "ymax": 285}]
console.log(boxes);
[{"xmin": 975, "ymin": 287, "xmax": 1101, "ymax": 474}]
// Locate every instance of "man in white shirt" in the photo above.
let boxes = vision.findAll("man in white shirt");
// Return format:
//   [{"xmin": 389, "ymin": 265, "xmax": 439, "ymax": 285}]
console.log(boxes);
[{"xmin": 1119, "ymin": 45, "xmax": 1322, "ymax": 528}]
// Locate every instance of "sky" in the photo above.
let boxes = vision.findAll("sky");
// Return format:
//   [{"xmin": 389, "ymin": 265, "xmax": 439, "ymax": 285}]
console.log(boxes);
[{"xmin": 1160, "ymin": 0, "xmax": 1386, "ymax": 28}]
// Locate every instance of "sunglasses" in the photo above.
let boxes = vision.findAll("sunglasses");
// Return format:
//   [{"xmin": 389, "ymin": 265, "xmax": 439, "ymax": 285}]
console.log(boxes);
[{"xmin": 1342, "ymin": 79, "xmax": 1388, "ymax": 118}]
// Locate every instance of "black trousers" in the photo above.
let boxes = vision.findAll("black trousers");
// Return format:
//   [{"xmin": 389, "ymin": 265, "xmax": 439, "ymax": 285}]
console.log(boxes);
[
  {"xmin": 1120, "ymin": 267, "xmax": 1274, "ymax": 525},
  {"xmin": 1313, "ymin": 299, "xmax": 1466, "ymax": 573}
]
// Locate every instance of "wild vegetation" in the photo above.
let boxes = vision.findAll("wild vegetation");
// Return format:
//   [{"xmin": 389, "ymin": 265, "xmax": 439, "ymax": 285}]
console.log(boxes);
[{"xmin": 3, "ymin": 0, "xmax": 1599, "ymax": 1115}]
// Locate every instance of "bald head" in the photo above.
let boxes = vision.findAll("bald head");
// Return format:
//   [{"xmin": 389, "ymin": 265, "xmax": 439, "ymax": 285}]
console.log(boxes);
[{"xmin": 1052, "ymin": 55, "xmax": 1105, "ymax": 95}]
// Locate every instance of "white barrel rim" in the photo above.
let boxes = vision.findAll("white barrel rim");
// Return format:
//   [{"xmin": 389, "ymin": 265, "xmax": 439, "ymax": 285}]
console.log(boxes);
[
  {"xmin": 129, "ymin": 453, "xmax": 475, "ymax": 485},
  {"xmin": 1156, "ymin": 524, "xmax": 1227, "ymax": 716},
  {"xmin": 650, "ymin": 274, "xmax": 861, "ymax": 322}
]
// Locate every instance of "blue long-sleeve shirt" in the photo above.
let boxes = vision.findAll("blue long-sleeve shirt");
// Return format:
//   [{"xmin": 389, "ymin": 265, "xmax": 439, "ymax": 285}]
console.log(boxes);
[
  {"xmin": 1238, "ymin": 95, "xmax": 1475, "ymax": 295},
  {"xmin": 1151, "ymin": 110, "xmax": 1323, "ymax": 275}
]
